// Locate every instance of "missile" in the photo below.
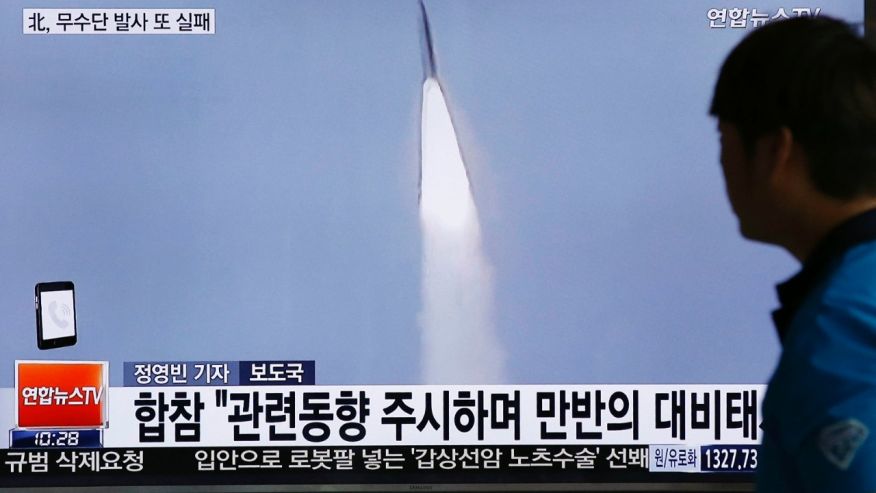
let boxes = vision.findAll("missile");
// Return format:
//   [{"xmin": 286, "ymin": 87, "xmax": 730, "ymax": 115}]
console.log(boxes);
[
  {"xmin": 418, "ymin": 0, "xmax": 435, "ymax": 204},
  {"xmin": 420, "ymin": 0, "xmax": 437, "ymax": 81},
  {"xmin": 419, "ymin": 0, "xmax": 474, "ymax": 207}
]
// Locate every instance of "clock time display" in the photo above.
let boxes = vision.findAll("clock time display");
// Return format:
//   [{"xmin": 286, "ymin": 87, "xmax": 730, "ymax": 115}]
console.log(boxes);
[{"xmin": 9, "ymin": 429, "xmax": 102, "ymax": 449}]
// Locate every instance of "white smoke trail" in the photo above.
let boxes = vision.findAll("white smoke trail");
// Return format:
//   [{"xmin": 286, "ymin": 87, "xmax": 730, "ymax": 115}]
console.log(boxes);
[{"xmin": 419, "ymin": 77, "xmax": 506, "ymax": 384}]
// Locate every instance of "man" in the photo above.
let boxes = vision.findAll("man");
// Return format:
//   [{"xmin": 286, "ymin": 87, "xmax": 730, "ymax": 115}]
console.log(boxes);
[{"xmin": 710, "ymin": 16, "xmax": 876, "ymax": 491}]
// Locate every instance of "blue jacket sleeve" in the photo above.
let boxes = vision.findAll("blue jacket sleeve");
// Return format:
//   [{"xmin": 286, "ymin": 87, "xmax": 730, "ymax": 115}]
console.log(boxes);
[
  {"xmin": 759, "ymin": 251, "xmax": 876, "ymax": 492},
  {"xmin": 794, "ymin": 405, "xmax": 876, "ymax": 493}
]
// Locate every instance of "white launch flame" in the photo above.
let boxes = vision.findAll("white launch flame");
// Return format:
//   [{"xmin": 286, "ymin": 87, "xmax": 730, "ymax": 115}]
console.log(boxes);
[{"xmin": 419, "ymin": 77, "xmax": 506, "ymax": 383}]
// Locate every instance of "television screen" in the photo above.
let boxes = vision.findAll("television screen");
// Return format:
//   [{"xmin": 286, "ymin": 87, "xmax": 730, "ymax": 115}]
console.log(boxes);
[{"xmin": 0, "ymin": 0, "xmax": 867, "ymax": 490}]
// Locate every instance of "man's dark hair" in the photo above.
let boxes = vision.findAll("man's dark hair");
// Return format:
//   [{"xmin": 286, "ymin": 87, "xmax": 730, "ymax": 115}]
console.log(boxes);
[{"xmin": 710, "ymin": 16, "xmax": 876, "ymax": 199}]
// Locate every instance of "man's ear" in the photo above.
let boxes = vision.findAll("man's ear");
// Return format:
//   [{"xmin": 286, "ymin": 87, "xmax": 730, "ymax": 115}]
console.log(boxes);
[{"xmin": 763, "ymin": 127, "xmax": 795, "ymax": 184}]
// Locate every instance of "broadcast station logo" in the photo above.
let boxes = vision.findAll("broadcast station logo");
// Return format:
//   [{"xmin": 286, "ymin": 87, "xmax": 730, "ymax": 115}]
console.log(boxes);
[{"xmin": 14, "ymin": 360, "xmax": 108, "ymax": 429}]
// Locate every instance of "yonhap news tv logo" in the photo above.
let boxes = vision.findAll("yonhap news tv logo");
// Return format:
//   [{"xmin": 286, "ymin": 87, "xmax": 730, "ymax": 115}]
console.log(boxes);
[{"xmin": 14, "ymin": 361, "xmax": 108, "ymax": 429}]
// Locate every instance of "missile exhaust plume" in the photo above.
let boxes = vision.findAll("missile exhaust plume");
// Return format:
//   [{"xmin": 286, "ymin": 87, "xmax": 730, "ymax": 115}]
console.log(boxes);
[{"xmin": 418, "ymin": 1, "xmax": 506, "ymax": 383}]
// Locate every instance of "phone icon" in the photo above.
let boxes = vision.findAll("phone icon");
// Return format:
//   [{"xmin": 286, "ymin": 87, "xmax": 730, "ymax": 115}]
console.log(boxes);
[
  {"xmin": 48, "ymin": 301, "xmax": 71, "ymax": 329},
  {"xmin": 35, "ymin": 281, "xmax": 77, "ymax": 350}
]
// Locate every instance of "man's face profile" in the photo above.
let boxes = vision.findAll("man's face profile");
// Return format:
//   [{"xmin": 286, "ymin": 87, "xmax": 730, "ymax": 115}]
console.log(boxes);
[{"xmin": 718, "ymin": 120, "xmax": 762, "ymax": 240}]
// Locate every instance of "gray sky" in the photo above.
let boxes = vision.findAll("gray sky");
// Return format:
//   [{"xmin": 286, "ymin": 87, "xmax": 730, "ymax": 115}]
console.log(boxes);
[{"xmin": 0, "ymin": 0, "xmax": 864, "ymax": 386}]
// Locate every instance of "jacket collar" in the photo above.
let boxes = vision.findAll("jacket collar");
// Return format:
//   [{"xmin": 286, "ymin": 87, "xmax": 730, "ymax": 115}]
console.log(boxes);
[{"xmin": 773, "ymin": 208, "xmax": 876, "ymax": 343}]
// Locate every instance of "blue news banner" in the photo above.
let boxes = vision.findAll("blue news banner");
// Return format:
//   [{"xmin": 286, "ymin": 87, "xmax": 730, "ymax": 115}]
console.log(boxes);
[{"xmin": 122, "ymin": 361, "xmax": 315, "ymax": 386}]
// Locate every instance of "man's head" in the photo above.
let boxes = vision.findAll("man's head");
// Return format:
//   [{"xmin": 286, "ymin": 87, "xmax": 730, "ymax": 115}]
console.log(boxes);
[{"xmin": 710, "ymin": 17, "xmax": 876, "ymax": 253}]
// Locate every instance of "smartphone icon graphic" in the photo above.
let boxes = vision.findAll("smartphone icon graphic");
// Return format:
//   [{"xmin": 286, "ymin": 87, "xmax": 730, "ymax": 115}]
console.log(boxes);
[{"xmin": 35, "ymin": 281, "xmax": 77, "ymax": 349}]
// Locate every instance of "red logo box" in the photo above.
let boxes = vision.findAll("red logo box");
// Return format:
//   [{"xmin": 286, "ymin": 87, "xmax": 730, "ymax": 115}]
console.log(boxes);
[{"xmin": 15, "ymin": 361, "xmax": 108, "ymax": 429}]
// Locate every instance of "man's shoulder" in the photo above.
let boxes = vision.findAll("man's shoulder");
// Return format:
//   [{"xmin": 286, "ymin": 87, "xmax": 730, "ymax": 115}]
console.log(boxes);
[
  {"xmin": 819, "ymin": 239, "xmax": 876, "ymax": 302},
  {"xmin": 766, "ymin": 240, "xmax": 876, "ymax": 448},
  {"xmin": 788, "ymin": 240, "xmax": 876, "ymax": 355},
  {"xmin": 790, "ymin": 240, "xmax": 876, "ymax": 338}
]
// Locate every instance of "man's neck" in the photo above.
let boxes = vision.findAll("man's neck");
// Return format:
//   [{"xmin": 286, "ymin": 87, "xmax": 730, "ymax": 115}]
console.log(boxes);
[{"xmin": 786, "ymin": 199, "xmax": 876, "ymax": 263}]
